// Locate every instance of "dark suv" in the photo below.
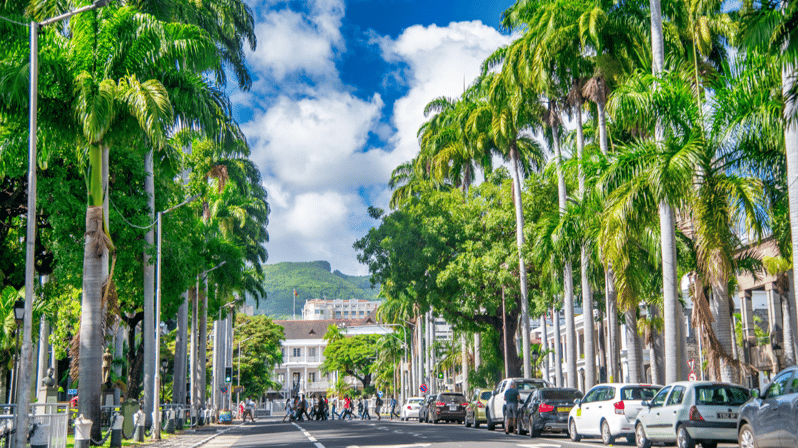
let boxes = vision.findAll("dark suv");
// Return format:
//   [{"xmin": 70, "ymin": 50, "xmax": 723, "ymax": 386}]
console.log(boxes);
[{"xmin": 425, "ymin": 392, "xmax": 467, "ymax": 424}]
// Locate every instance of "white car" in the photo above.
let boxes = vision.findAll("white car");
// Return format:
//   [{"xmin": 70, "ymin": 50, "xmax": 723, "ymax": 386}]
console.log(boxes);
[
  {"xmin": 635, "ymin": 381, "xmax": 749, "ymax": 448},
  {"xmin": 568, "ymin": 383, "xmax": 662, "ymax": 445},
  {"xmin": 400, "ymin": 396, "xmax": 425, "ymax": 421},
  {"xmin": 485, "ymin": 377, "xmax": 550, "ymax": 430}
]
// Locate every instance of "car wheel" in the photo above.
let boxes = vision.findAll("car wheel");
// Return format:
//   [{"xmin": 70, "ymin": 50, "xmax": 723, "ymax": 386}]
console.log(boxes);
[
  {"xmin": 738, "ymin": 423, "xmax": 757, "ymax": 448},
  {"xmin": 677, "ymin": 424, "xmax": 696, "ymax": 448},
  {"xmin": 474, "ymin": 416, "xmax": 480, "ymax": 429},
  {"xmin": 486, "ymin": 409, "xmax": 495, "ymax": 431},
  {"xmin": 602, "ymin": 420, "xmax": 615, "ymax": 445},
  {"xmin": 635, "ymin": 423, "xmax": 651, "ymax": 448},
  {"xmin": 529, "ymin": 416, "xmax": 539, "ymax": 438},
  {"xmin": 569, "ymin": 419, "xmax": 581, "ymax": 442},
  {"xmin": 701, "ymin": 443, "xmax": 717, "ymax": 448},
  {"xmin": 626, "ymin": 435, "xmax": 636, "ymax": 445},
  {"xmin": 465, "ymin": 413, "xmax": 471, "ymax": 427}
]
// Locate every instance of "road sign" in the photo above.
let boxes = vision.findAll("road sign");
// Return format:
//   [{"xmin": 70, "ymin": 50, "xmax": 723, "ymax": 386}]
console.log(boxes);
[
  {"xmin": 420, "ymin": 383, "xmax": 428, "ymax": 393},
  {"xmin": 67, "ymin": 389, "xmax": 77, "ymax": 395},
  {"xmin": 377, "ymin": 391, "xmax": 383, "ymax": 398},
  {"xmin": 221, "ymin": 386, "xmax": 228, "ymax": 394},
  {"xmin": 233, "ymin": 386, "xmax": 245, "ymax": 394}
]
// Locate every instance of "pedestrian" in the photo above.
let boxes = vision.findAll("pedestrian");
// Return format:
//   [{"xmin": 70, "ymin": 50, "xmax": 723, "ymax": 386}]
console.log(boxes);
[
  {"xmin": 504, "ymin": 381, "xmax": 520, "ymax": 434},
  {"xmin": 238, "ymin": 400, "xmax": 244, "ymax": 420},
  {"xmin": 375, "ymin": 394, "xmax": 383, "ymax": 420},
  {"xmin": 244, "ymin": 397, "xmax": 255, "ymax": 422},
  {"xmin": 322, "ymin": 397, "xmax": 329, "ymax": 420},
  {"xmin": 330, "ymin": 396, "xmax": 337, "ymax": 419},
  {"xmin": 343, "ymin": 396, "xmax": 353, "ymax": 420},
  {"xmin": 389, "ymin": 395, "xmax": 400, "ymax": 420},
  {"xmin": 361, "ymin": 397, "xmax": 371, "ymax": 420},
  {"xmin": 282, "ymin": 397, "xmax": 293, "ymax": 423}
]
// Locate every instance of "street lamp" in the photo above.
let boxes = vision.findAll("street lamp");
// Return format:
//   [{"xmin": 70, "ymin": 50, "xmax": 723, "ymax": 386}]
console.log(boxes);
[
  {"xmin": 377, "ymin": 324, "xmax": 409, "ymax": 405},
  {"xmin": 153, "ymin": 193, "xmax": 200, "ymax": 439},
  {"xmin": 21, "ymin": 2, "xmax": 114, "ymax": 446},
  {"xmin": 10, "ymin": 300, "xmax": 24, "ymax": 405},
  {"xmin": 531, "ymin": 348, "xmax": 540, "ymax": 378},
  {"xmin": 772, "ymin": 341, "xmax": 783, "ymax": 372}
]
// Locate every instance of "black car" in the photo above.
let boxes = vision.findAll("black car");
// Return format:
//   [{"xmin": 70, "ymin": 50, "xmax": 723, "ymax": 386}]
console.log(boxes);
[
  {"xmin": 738, "ymin": 366, "xmax": 798, "ymax": 448},
  {"xmin": 425, "ymin": 392, "xmax": 467, "ymax": 424},
  {"xmin": 518, "ymin": 387, "xmax": 583, "ymax": 437},
  {"xmin": 418, "ymin": 395, "xmax": 436, "ymax": 423}
]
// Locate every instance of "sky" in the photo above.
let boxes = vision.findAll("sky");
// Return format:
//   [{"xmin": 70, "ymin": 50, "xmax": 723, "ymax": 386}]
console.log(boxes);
[{"xmin": 234, "ymin": 0, "xmax": 517, "ymax": 276}]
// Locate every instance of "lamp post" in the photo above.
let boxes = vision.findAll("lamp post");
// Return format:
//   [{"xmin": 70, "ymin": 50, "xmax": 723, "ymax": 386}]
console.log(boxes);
[
  {"xmin": 21, "ymin": 3, "xmax": 113, "ymax": 445},
  {"xmin": 531, "ymin": 348, "xmax": 540, "ymax": 378},
  {"xmin": 10, "ymin": 300, "xmax": 24, "ymax": 406},
  {"xmin": 773, "ymin": 341, "xmax": 784, "ymax": 373},
  {"xmin": 153, "ymin": 193, "xmax": 200, "ymax": 439},
  {"xmin": 377, "ymin": 324, "xmax": 409, "ymax": 404}
]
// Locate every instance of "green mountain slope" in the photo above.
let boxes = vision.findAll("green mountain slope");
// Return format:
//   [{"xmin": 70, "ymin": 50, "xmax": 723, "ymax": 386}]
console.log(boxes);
[{"xmin": 249, "ymin": 261, "xmax": 381, "ymax": 318}]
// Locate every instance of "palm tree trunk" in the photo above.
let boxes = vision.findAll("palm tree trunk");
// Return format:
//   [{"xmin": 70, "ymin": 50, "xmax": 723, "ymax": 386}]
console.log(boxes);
[
  {"xmin": 509, "ymin": 144, "xmax": 532, "ymax": 378},
  {"xmin": 173, "ymin": 291, "xmax": 188, "ymax": 404},
  {"xmin": 597, "ymin": 99, "xmax": 609, "ymax": 155},
  {"xmin": 624, "ymin": 308, "xmax": 641, "ymax": 382},
  {"xmin": 650, "ymin": 305, "xmax": 664, "ymax": 384},
  {"xmin": 199, "ymin": 279, "xmax": 208, "ymax": 408},
  {"xmin": 540, "ymin": 315, "xmax": 550, "ymax": 381},
  {"xmin": 143, "ymin": 149, "xmax": 155, "ymax": 427},
  {"xmin": 781, "ymin": 288, "xmax": 796, "ymax": 365},
  {"xmin": 553, "ymin": 308, "xmax": 563, "ymax": 387},
  {"xmin": 784, "ymin": 61, "xmax": 798, "ymax": 368},
  {"xmin": 710, "ymin": 283, "xmax": 735, "ymax": 382},
  {"xmin": 605, "ymin": 269, "xmax": 620, "ymax": 382}
]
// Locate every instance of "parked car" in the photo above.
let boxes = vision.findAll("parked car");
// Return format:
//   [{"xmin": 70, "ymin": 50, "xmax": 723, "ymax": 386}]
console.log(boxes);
[
  {"xmin": 418, "ymin": 395, "xmax": 436, "ymax": 423},
  {"xmin": 400, "ymin": 396, "xmax": 425, "ymax": 421},
  {"xmin": 738, "ymin": 366, "xmax": 798, "ymax": 448},
  {"xmin": 485, "ymin": 377, "xmax": 551, "ymax": 430},
  {"xmin": 568, "ymin": 383, "xmax": 661, "ymax": 445},
  {"xmin": 465, "ymin": 389, "xmax": 492, "ymax": 428},
  {"xmin": 635, "ymin": 381, "xmax": 749, "ymax": 448},
  {"xmin": 423, "ymin": 392, "xmax": 467, "ymax": 424},
  {"xmin": 519, "ymin": 387, "xmax": 583, "ymax": 437}
]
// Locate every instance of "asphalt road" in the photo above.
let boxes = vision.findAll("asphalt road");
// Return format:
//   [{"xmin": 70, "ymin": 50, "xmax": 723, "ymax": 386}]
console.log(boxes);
[{"xmin": 215, "ymin": 417, "xmax": 741, "ymax": 448}]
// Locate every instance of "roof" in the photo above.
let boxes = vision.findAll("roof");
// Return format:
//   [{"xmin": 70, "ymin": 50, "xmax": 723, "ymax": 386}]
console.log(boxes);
[{"xmin": 275, "ymin": 309, "xmax": 383, "ymax": 340}]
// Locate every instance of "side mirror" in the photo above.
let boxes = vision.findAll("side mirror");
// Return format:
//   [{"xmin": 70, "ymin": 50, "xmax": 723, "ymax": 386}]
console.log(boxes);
[
  {"xmin": 492, "ymin": 391, "xmax": 497, "ymax": 397},
  {"xmin": 574, "ymin": 398, "xmax": 581, "ymax": 405},
  {"xmin": 640, "ymin": 400, "xmax": 649, "ymax": 407},
  {"xmin": 751, "ymin": 388, "xmax": 760, "ymax": 398}
]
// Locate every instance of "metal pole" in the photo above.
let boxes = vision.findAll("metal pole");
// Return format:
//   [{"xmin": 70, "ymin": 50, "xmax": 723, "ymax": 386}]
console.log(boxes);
[{"xmin": 154, "ymin": 211, "xmax": 163, "ymax": 438}]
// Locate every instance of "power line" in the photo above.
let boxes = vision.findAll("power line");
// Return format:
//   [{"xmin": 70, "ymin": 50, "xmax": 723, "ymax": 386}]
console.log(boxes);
[{"xmin": 110, "ymin": 198, "xmax": 156, "ymax": 230}]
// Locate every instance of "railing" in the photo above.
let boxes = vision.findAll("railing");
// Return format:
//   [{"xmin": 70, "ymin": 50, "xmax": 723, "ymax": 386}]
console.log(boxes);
[{"xmin": 0, "ymin": 404, "xmax": 68, "ymax": 448}]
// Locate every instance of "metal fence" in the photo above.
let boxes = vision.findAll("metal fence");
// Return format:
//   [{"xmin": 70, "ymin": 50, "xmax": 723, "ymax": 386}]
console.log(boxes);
[{"xmin": 0, "ymin": 404, "xmax": 69, "ymax": 448}]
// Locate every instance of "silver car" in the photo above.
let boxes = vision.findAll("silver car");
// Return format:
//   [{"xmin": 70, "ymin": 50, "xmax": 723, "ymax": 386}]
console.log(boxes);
[{"xmin": 635, "ymin": 381, "xmax": 749, "ymax": 448}]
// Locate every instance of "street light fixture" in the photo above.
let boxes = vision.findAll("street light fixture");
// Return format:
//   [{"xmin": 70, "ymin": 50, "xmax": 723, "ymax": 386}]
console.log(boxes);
[
  {"xmin": 21, "ymin": 2, "xmax": 115, "ymax": 446},
  {"xmin": 153, "ymin": 193, "xmax": 200, "ymax": 439}
]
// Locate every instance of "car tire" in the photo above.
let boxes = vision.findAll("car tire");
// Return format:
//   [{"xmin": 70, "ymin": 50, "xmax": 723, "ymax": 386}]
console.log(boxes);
[
  {"xmin": 635, "ymin": 423, "xmax": 652, "ymax": 448},
  {"xmin": 474, "ymin": 417, "xmax": 480, "ymax": 429},
  {"xmin": 569, "ymin": 419, "xmax": 581, "ymax": 442},
  {"xmin": 602, "ymin": 420, "xmax": 615, "ymax": 445},
  {"xmin": 626, "ymin": 435, "xmax": 635, "ymax": 445},
  {"xmin": 701, "ymin": 443, "xmax": 717, "ymax": 448},
  {"xmin": 676, "ymin": 424, "xmax": 696, "ymax": 448},
  {"xmin": 529, "ymin": 416, "xmax": 539, "ymax": 438},
  {"xmin": 465, "ymin": 414, "xmax": 471, "ymax": 428},
  {"xmin": 486, "ymin": 409, "xmax": 495, "ymax": 431},
  {"xmin": 738, "ymin": 423, "xmax": 757, "ymax": 448}
]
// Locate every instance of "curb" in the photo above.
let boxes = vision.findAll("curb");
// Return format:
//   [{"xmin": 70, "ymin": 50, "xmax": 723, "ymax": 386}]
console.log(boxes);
[{"xmin": 187, "ymin": 423, "xmax": 243, "ymax": 448}]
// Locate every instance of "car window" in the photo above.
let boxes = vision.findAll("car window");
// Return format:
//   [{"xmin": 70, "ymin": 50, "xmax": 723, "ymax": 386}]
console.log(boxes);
[
  {"xmin": 695, "ymin": 385, "xmax": 750, "ymax": 405},
  {"xmin": 765, "ymin": 371, "xmax": 794, "ymax": 399},
  {"xmin": 541, "ymin": 389, "xmax": 583, "ymax": 401},
  {"xmin": 409, "ymin": 398, "xmax": 423, "ymax": 404},
  {"xmin": 597, "ymin": 387, "xmax": 615, "ymax": 402},
  {"xmin": 666, "ymin": 386, "xmax": 686, "ymax": 406},
  {"xmin": 517, "ymin": 381, "xmax": 548, "ymax": 391},
  {"xmin": 650, "ymin": 386, "xmax": 672, "ymax": 407},
  {"xmin": 480, "ymin": 391, "xmax": 492, "ymax": 400},
  {"xmin": 439, "ymin": 393, "xmax": 466, "ymax": 403},
  {"xmin": 621, "ymin": 386, "xmax": 659, "ymax": 401},
  {"xmin": 583, "ymin": 387, "xmax": 601, "ymax": 403}
]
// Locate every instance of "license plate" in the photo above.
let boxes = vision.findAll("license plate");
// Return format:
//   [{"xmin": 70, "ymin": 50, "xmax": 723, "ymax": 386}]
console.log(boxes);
[
  {"xmin": 449, "ymin": 405, "xmax": 458, "ymax": 411},
  {"xmin": 717, "ymin": 412, "xmax": 737, "ymax": 419},
  {"xmin": 557, "ymin": 407, "xmax": 571, "ymax": 413}
]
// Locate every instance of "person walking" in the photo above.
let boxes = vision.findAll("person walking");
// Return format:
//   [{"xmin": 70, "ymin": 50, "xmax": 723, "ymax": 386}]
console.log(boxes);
[
  {"xmin": 330, "ymin": 396, "xmax": 337, "ymax": 420},
  {"xmin": 244, "ymin": 397, "xmax": 255, "ymax": 422},
  {"xmin": 375, "ymin": 394, "xmax": 383, "ymax": 420},
  {"xmin": 343, "ymin": 396, "xmax": 353, "ymax": 420},
  {"xmin": 389, "ymin": 395, "xmax": 400, "ymax": 420},
  {"xmin": 282, "ymin": 397, "xmax": 293, "ymax": 423},
  {"xmin": 361, "ymin": 397, "xmax": 371, "ymax": 420},
  {"xmin": 504, "ymin": 381, "xmax": 520, "ymax": 434},
  {"xmin": 300, "ymin": 395, "xmax": 311, "ymax": 421}
]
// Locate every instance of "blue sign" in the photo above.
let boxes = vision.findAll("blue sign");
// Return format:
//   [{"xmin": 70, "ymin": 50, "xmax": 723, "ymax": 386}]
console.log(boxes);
[
  {"xmin": 419, "ymin": 384, "xmax": 428, "ymax": 393},
  {"xmin": 68, "ymin": 389, "xmax": 77, "ymax": 395},
  {"xmin": 378, "ymin": 391, "xmax": 383, "ymax": 398},
  {"xmin": 221, "ymin": 386, "xmax": 228, "ymax": 394}
]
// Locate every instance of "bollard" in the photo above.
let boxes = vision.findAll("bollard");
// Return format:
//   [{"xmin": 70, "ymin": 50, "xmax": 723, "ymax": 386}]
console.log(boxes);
[
  {"xmin": 110, "ymin": 413, "xmax": 124, "ymax": 448},
  {"xmin": 197, "ymin": 407, "xmax": 204, "ymax": 426},
  {"xmin": 132, "ymin": 409, "xmax": 145, "ymax": 442},
  {"xmin": 30, "ymin": 422, "xmax": 50, "ymax": 448},
  {"xmin": 74, "ymin": 414, "xmax": 93, "ymax": 448},
  {"xmin": 165, "ymin": 408, "xmax": 175, "ymax": 434},
  {"xmin": 176, "ymin": 406, "xmax": 184, "ymax": 430}
]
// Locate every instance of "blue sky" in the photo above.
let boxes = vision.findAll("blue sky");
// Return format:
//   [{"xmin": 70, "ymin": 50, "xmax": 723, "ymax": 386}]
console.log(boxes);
[{"xmin": 235, "ymin": 0, "xmax": 516, "ymax": 275}]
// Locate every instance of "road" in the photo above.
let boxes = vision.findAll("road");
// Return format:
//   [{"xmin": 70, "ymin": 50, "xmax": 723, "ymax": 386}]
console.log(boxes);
[{"xmin": 209, "ymin": 417, "xmax": 740, "ymax": 448}]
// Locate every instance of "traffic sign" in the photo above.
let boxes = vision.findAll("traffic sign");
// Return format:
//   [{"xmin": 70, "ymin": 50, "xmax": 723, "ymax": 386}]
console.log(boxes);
[
  {"xmin": 377, "ymin": 391, "xmax": 383, "ymax": 398},
  {"xmin": 221, "ymin": 386, "xmax": 228, "ymax": 394},
  {"xmin": 68, "ymin": 389, "xmax": 77, "ymax": 395},
  {"xmin": 420, "ymin": 383, "xmax": 428, "ymax": 393}
]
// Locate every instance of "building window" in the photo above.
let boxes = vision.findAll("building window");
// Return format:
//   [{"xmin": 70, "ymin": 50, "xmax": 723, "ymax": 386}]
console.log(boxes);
[
  {"xmin": 309, "ymin": 347, "xmax": 316, "ymax": 357},
  {"xmin": 278, "ymin": 373, "xmax": 285, "ymax": 384},
  {"xmin": 309, "ymin": 372, "xmax": 315, "ymax": 383},
  {"xmin": 344, "ymin": 311, "xmax": 349, "ymax": 316},
  {"xmin": 293, "ymin": 348, "xmax": 301, "ymax": 358},
  {"xmin": 335, "ymin": 312, "xmax": 342, "ymax": 318},
  {"xmin": 359, "ymin": 311, "xmax": 365, "ymax": 316}
]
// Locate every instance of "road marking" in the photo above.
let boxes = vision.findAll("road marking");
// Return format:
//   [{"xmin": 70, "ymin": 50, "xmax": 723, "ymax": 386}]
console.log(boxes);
[
  {"xmin": 347, "ymin": 445, "xmax": 431, "ymax": 448},
  {"xmin": 291, "ymin": 422, "xmax": 325, "ymax": 448},
  {"xmin": 516, "ymin": 444, "xmax": 561, "ymax": 448}
]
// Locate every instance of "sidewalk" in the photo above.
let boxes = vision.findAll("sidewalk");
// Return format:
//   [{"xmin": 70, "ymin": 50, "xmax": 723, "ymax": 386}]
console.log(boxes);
[{"xmin": 133, "ymin": 422, "xmax": 245, "ymax": 448}]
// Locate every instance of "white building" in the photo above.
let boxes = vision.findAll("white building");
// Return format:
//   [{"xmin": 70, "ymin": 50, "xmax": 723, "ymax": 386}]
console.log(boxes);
[{"xmin": 301, "ymin": 298, "xmax": 381, "ymax": 320}]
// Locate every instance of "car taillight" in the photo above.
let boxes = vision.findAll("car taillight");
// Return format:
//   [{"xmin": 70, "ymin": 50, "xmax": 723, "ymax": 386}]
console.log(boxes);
[
  {"xmin": 539, "ymin": 403, "xmax": 554, "ymax": 413},
  {"xmin": 407, "ymin": 405, "xmax": 412, "ymax": 410},
  {"xmin": 435, "ymin": 401, "xmax": 445, "ymax": 406},
  {"xmin": 614, "ymin": 401, "xmax": 625, "ymax": 415},
  {"xmin": 477, "ymin": 402, "xmax": 484, "ymax": 408},
  {"xmin": 689, "ymin": 406, "xmax": 704, "ymax": 421}
]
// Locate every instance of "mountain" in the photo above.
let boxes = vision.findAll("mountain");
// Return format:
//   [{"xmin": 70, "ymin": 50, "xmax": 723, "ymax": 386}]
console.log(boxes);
[{"xmin": 248, "ymin": 261, "xmax": 382, "ymax": 318}]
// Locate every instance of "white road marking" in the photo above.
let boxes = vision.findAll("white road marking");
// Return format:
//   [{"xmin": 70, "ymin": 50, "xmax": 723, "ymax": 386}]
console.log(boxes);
[
  {"xmin": 291, "ymin": 422, "xmax": 325, "ymax": 448},
  {"xmin": 516, "ymin": 444, "xmax": 562, "ymax": 448},
  {"xmin": 346, "ymin": 445, "xmax": 431, "ymax": 448}
]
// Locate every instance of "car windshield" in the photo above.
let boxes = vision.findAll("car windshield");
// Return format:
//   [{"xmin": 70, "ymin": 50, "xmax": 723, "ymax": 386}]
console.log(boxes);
[
  {"xmin": 516, "ymin": 381, "xmax": 547, "ymax": 391},
  {"xmin": 408, "ymin": 399, "xmax": 423, "ymax": 404},
  {"xmin": 480, "ymin": 391, "xmax": 492, "ymax": 400},
  {"xmin": 695, "ymin": 385, "xmax": 749, "ymax": 406},
  {"xmin": 439, "ymin": 394, "xmax": 466, "ymax": 403},
  {"xmin": 541, "ymin": 390, "xmax": 583, "ymax": 401},
  {"xmin": 620, "ymin": 387, "xmax": 660, "ymax": 401}
]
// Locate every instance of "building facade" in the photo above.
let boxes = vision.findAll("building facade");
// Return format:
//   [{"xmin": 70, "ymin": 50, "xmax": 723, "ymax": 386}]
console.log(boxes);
[{"xmin": 301, "ymin": 298, "xmax": 381, "ymax": 320}]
